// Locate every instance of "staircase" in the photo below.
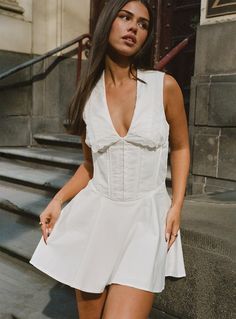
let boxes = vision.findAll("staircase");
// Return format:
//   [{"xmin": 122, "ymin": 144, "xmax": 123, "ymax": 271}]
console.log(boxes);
[{"xmin": 0, "ymin": 133, "xmax": 83, "ymax": 259}]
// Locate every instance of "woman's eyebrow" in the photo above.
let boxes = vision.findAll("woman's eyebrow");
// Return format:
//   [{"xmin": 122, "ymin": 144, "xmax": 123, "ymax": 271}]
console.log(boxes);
[{"xmin": 119, "ymin": 9, "xmax": 150, "ymax": 23}]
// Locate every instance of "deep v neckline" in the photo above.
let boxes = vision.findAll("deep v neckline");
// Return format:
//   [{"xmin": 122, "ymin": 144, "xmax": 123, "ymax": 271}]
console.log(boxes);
[{"xmin": 102, "ymin": 69, "xmax": 140, "ymax": 139}]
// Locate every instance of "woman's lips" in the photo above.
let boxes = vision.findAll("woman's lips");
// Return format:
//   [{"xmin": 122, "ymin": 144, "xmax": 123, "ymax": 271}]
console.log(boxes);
[{"xmin": 122, "ymin": 34, "xmax": 137, "ymax": 45}]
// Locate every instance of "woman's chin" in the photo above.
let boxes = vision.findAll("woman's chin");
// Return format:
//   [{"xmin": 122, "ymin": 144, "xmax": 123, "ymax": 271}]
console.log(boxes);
[{"xmin": 108, "ymin": 45, "xmax": 139, "ymax": 59}]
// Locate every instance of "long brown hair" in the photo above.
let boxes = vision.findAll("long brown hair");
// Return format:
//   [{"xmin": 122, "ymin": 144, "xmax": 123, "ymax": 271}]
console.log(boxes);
[{"xmin": 67, "ymin": 0, "xmax": 155, "ymax": 136}]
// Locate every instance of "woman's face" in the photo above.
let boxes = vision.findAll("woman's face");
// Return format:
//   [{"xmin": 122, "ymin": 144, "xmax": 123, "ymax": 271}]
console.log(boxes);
[{"xmin": 108, "ymin": 1, "xmax": 150, "ymax": 58}]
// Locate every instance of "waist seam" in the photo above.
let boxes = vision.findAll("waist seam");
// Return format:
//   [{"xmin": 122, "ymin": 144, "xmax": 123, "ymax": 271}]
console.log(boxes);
[{"xmin": 88, "ymin": 179, "xmax": 167, "ymax": 203}]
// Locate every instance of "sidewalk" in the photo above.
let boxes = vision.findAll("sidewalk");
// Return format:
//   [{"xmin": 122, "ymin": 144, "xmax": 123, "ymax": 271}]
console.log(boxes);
[{"xmin": 0, "ymin": 251, "xmax": 78, "ymax": 319}]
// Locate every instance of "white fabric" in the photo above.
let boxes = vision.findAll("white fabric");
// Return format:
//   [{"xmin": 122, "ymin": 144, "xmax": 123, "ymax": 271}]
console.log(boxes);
[{"xmin": 29, "ymin": 69, "xmax": 186, "ymax": 293}]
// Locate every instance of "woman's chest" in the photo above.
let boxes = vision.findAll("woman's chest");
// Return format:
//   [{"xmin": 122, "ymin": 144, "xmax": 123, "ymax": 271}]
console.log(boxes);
[
  {"xmin": 105, "ymin": 81, "xmax": 137, "ymax": 138},
  {"xmin": 83, "ymin": 70, "xmax": 169, "ymax": 153}
]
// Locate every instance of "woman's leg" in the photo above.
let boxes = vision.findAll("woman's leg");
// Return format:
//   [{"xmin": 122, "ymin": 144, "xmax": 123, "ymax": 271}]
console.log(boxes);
[
  {"xmin": 102, "ymin": 283, "xmax": 155, "ymax": 319},
  {"xmin": 75, "ymin": 286, "xmax": 109, "ymax": 319}
]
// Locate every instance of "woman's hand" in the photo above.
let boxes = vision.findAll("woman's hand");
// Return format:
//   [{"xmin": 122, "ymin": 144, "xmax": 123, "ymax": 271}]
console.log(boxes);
[
  {"xmin": 39, "ymin": 199, "xmax": 62, "ymax": 245},
  {"xmin": 165, "ymin": 205, "xmax": 181, "ymax": 251}
]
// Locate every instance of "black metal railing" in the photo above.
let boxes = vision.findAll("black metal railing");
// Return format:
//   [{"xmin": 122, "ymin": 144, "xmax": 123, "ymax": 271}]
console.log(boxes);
[{"xmin": 0, "ymin": 34, "xmax": 91, "ymax": 82}]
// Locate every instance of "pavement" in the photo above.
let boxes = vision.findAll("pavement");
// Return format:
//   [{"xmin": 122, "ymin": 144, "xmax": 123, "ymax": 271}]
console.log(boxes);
[{"xmin": 0, "ymin": 251, "xmax": 78, "ymax": 319}]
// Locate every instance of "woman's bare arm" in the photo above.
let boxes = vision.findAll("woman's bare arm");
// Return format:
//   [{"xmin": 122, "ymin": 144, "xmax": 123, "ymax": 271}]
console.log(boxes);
[
  {"xmin": 52, "ymin": 130, "xmax": 94, "ymax": 204},
  {"xmin": 163, "ymin": 73, "xmax": 190, "ymax": 248},
  {"xmin": 40, "ymin": 130, "xmax": 93, "ymax": 243}
]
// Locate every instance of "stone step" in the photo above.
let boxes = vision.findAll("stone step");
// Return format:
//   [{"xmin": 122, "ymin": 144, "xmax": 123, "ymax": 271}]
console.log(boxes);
[
  {"xmin": 0, "ymin": 208, "xmax": 41, "ymax": 262},
  {"xmin": 33, "ymin": 132, "xmax": 82, "ymax": 149},
  {"xmin": 0, "ymin": 251, "xmax": 78, "ymax": 319},
  {"xmin": 0, "ymin": 158, "xmax": 74, "ymax": 191},
  {"xmin": 0, "ymin": 180, "xmax": 54, "ymax": 220},
  {"xmin": 185, "ymin": 189, "xmax": 236, "ymax": 204},
  {"xmin": 0, "ymin": 146, "xmax": 84, "ymax": 168}
]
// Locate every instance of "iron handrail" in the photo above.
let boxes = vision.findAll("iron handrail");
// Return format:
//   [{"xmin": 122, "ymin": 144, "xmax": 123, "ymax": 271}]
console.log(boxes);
[
  {"xmin": 0, "ymin": 33, "xmax": 91, "ymax": 81},
  {"xmin": 155, "ymin": 33, "xmax": 195, "ymax": 70}
]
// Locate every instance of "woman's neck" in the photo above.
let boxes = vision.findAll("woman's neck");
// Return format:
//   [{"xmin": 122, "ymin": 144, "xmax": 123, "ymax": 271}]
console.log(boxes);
[{"xmin": 104, "ymin": 56, "xmax": 136, "ymax": 86}]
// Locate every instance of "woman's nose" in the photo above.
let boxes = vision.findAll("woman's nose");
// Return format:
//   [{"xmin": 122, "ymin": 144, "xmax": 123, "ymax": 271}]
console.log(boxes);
[{"xmin": 128, "ymin": 20, "xmax": 138, "ymax": 33}]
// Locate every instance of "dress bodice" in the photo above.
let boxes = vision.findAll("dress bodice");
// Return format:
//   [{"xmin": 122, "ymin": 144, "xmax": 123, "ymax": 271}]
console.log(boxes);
[{"xmin": 82, "ymin": 69, "xmax": 169, "ymax": 201}]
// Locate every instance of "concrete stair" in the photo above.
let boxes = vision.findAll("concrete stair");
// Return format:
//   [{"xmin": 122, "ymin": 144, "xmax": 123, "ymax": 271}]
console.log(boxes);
[
  {"xmin": 0, "ymin": 181, "xmax": 54, "ymax": 219},
  {"xmin": 0, "ymin": 133, "xmax": 235, "ymax": 318},
  {"xmin": 33, "ymin": 133, "xmax": 82, "ymax": 148},
  {"xmin": 0, "ymin": 145, "xmax": 84, "ymax": 168},
  {"xmin": 0, "ymin": 134, "xmax": 80, "ymax": 255}
]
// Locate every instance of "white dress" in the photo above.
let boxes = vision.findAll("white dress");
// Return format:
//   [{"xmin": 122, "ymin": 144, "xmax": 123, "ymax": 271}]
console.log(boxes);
[{"xmin": 29, "ymin": 69, "xmax": 186, "ymax": 293}]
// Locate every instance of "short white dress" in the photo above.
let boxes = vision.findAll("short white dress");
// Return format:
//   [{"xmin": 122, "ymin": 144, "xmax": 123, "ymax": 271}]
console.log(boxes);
[{"xmin": 29, "ymin": 69, "xmax": 186, "ymax": 293}]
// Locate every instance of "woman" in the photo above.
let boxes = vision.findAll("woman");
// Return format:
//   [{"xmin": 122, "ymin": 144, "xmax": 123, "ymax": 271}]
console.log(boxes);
[{"xmin": 30, "ymin": 0, "xmax": 190, "ymax": 318}]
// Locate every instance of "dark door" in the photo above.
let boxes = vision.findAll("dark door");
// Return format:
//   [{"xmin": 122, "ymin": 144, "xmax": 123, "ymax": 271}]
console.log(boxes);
[{"xmin": 156, "ymin": 0, "xmax": 200, "ymax": 119}]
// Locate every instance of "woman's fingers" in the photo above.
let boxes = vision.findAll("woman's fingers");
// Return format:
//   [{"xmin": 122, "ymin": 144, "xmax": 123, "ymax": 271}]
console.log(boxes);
[
  {"xmin": 165, "ymin": 215, "xmax": 179, "ymax": 251},
  {"xmin": 40, "ymin": 223, "xmax": 49, "ymax": 245},
  {"xmin": 39, "ymin": 217, "xmax": 51, "ymax": 245},
  {"xmin": 46, "ymin": 221, "xmax": 55, "ymax": 238},
  {"xmin": 165, "ymin": 224, "xmax": 172, "ymax": 243},
  {"xmin": 167, "ymin": 229, "xmax": 179, "ymax": 251}
]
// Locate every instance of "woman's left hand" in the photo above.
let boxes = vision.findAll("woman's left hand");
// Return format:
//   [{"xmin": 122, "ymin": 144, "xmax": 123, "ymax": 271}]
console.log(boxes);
[{"xmin": 165, "ymin": 205, "xmax": 181, "ymax": 251}]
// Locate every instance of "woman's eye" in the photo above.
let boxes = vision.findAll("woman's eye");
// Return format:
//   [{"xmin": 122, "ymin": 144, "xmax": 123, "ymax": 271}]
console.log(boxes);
[
  {"xmin": 138, "ymin": 21, "xmax": 149, "ymax": 30},
  {"xmin": 119, "ymin": 14, "xmax": 129, "ymax": 21}
]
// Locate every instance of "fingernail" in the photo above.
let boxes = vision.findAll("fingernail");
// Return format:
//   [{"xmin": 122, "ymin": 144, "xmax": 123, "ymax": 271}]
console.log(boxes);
[{"xmin": 166, "ymin": 233, "xmax": 170, "ymax": 242}]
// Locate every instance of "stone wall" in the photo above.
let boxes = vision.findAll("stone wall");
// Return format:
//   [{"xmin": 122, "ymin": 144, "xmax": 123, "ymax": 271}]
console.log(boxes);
[
  {"xmin": 0, "ymin": 0, "xmax": 89, "ymax": 146},
  {"xmin": 189, "ymin": 20, "xmax": 236, "ymax": 193},
  {"xmin": 0, "ymin": 50, "xmax": 80, "ymax": 146}
]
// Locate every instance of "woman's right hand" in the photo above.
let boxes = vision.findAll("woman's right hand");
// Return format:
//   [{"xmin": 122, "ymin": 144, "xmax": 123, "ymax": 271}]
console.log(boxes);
[{"xmin": 39, "ymin": 199, "xmax": 62, "ymax": 245}]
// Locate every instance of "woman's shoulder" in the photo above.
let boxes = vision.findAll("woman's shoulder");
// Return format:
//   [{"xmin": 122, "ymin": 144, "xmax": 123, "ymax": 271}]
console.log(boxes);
[
  {"xmin": 138, "ymin": 68, "xmax": 181, "ymax": 96},
  {"xmin": 141, "ymin": 69, "xmax": 180, "ymax": 90},
  {"xmin": 163, "ymin": 73, "xmax": 181, "ymax": 93}
]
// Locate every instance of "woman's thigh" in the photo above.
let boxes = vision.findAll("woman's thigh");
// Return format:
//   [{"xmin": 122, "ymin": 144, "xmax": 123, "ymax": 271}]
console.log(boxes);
[
  {"xmin": 102, "ymin": 283, "xmax": 155, "ymax": 319},
  {"xmin": 75, "ymin": 286, "xmax": 109, "ymax": 319}
]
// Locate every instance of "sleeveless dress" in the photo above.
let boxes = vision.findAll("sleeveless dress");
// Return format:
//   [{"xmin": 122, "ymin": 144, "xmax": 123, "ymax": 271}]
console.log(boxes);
[{"xmin": 29, "ymin": 69, "xmax": 186, "ymax": 293}]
